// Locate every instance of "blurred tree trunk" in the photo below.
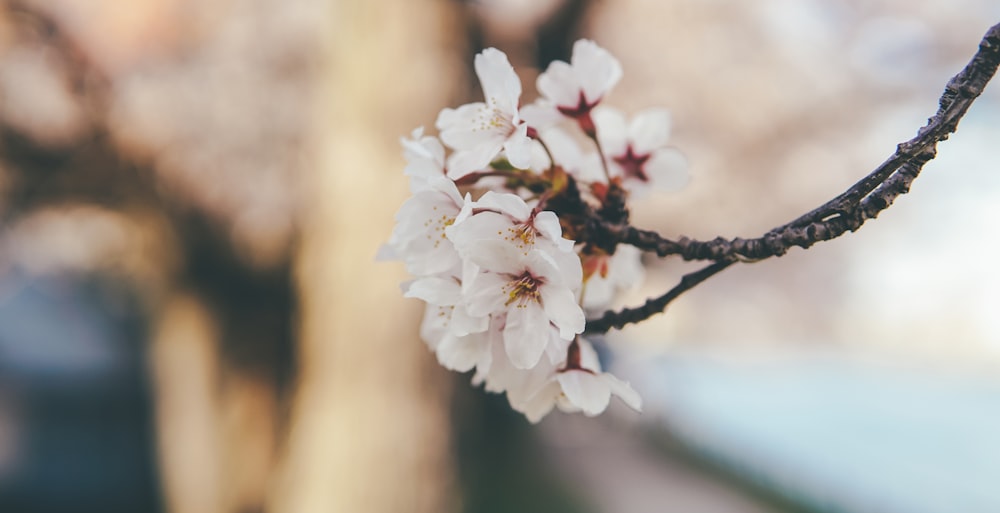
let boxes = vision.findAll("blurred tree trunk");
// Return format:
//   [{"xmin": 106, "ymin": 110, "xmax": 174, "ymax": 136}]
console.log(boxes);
[{"xmin": 271, "ymin": 1, "xmax": 462, "ymax": 512}]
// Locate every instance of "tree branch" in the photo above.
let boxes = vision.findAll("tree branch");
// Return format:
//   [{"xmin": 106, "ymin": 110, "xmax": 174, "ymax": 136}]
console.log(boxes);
[
  {"xmin": 584, "ymin": 259, "xmax": 735, "ymax": 334},
  {"xmin": 586, "ymin": 21, "xmax": 1000, "ymax": 334}
]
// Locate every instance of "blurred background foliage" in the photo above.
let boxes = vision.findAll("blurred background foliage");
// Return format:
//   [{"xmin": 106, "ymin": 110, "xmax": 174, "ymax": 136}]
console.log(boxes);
[{"xmin": 0, "ymin": 0, "xmax": 998, "ymax": 512}]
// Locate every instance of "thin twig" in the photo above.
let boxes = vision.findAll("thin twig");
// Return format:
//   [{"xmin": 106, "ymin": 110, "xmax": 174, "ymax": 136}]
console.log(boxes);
[{"xmin": 584, "ymin": 260, "xmax": 735, "ymax": 334}]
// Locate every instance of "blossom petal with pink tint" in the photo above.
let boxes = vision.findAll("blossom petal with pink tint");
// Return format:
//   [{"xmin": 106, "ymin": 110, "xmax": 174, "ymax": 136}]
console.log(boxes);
[
  {"xmin": 401, "ymin": 127, "xmax": 446, "ymax": 188},
  {"xmin": 503, "ymin": 301, "xmax": 550, "ymax": 369},
  {"xmin": 628, "ymin": 108, "xmax": 671, "ymax": 154},
  {"xmin": 592, "ymin": 106, "xmax": 628, "ymax": 155},
  {"xmin": 540, "ymin": 285, "xmax": 585, "ymax": 340},
  {"xmin": 436, "ymin": 331, "xmax": 490, "ymax": 372},
  {"xmin": 645, "ymin": 148, "xmax": 689, "ymax": 191},
  {"xmin": 532, "ymin": 211, "xmax": 574, "ymax": 253},
  {"xmin": 571, "ymin": 39, "xmax": 622, "ymax": 104},
  {"xmin": 404, "ymin": 275, "xmax": 461, "ymax": 305},
  {"xmin": 475, "ymin": 48, "xmax": 521, "ymax": 115},
  {"xmin": 536, "ymin": 39, "xmax": 622, "ymax": 116},
  {"xmin": 536, "ymin": 60, "xmax": 579, "ymax": 108},
  {"xmin": 502, "ymin": 123, "xmax": 534, "ymax": 169},
  {"xmin": 603, "ymin": 373, "xmax": 643, "ymax": 412},
  {"xmin": 520, "ymin": 100, "xmax": 565, "ymax": 131},
  {"xmin": 557, "ymin": 371, "xmax": 612, "ymax": 416},
  {"xmin": 475, "ymin": 190, "xmax": 533, "ymax": 220},
  {"xmin": 464, "ymin": 269, "xmax": 511, "ymax": 317}
]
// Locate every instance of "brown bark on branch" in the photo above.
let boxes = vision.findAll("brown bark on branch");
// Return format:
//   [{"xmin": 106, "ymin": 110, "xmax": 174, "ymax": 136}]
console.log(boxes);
[{"xmin": 585, "ymin": 21, "xmax": 1000, "ymax": 335}]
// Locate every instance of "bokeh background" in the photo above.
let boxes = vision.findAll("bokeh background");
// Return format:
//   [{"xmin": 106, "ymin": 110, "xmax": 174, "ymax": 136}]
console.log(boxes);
[{"xmin": 0, "ymin": 0, "xmax": 998, "ymax": 512}]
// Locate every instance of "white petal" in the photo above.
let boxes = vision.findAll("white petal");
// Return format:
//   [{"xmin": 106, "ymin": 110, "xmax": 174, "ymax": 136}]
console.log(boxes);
[
  {"xmin": 539, "ymin": 126, "xmax": 583, "ymax": 170},
  {"xmin": 503, "ymin": 124, "xmax": 534, "ymax": 170},
  {"xmin": 435, "ymin": 106, "xmax": 459, "ymax": 130},
  {"xmin": 532, "ymin": 211, "xmax": 573, "ymax": 252},
  {"xmin": 446, "ymin": 141, "xmax": 504, "ymax": 180},
  {"xmin": 557, "ymin": 370, "xmax": 612, "ymax": 416},
  {"xmin": 465, "ymin": 239, "xmax": 526, "ymax": 275},
  {"xmin": 475, "ymin": 191, "xmax": 532, "ymax": 221},
  {"xmin": 582, "ymin": 277, "xmax": 614, "ymax": 311},
  {"xmin": 403, "ymin": 139, "xmax": 446, "ymax": 183},
  {"xmin": 574, "ymin": 151, "xmax": 608, "ymax": 183},
  {"xmin": 459, "ymin": 255, "xmax": 482, "ymax": 295},
  {"xmin": 527, "ymin": 139, "xmax": 554, "ymax": 173},
  {"xmin": 592, "ymin": 106, "xmax": 628, "ymax": 157},
  {"xmin": 402, "ymin": 129, "xmax": 446, "ymax": 168},
  {"xmin": 537, "ymin": 60, "xmax": 580, "ymax": 108},
  {"xmin": 644, "ymin": 148, "xmax": 689, "ymax": 191},
  {"xmin": 438, "ymin": 102, "xmax": 509, "ymax": 179},
  {"xmin": 449, "ymin": 303, "xmax": 490, "ymax": 336},
  {"xmin": 436, "ymin": 332, "xmax": 491, "ymax": 372},
  {"xmin": 602, "ymin": 373, "xmax": 643, "ymax": 412},
  {"xmin": 539, "ymin": 285, "xmax": 585, "ymax": 339},
  {"xmin": 520, "ymin": 100, "xmax": 564, "ymax": 131},
  {"xmin": 571, "ymin": 40, "xmax": 622, "ymax": 104},
  {"xmin": 419, "ymin": 304, "xmax": 450, "ymax": 350},
  {"xmin": 503, "ymin": 302, "xmax": 550, "ymax": 369},
  {"xmin": 475, "ymin": 48, "xmax": 521, "ymax": 115},
  {"xmin": 545, "ymin": 247, "xmax": 584, "ymax": 289},
  {"xmin": 470, "ymin": 319, "xmax": 505, "ymax": 387},
  {"xmin": 628, "ymin": 108, "xmax": 671, "ymax": 154},
  {"xmin": 405, "ymin": 165, "xmax": 445, "ymax": 192},
  {"xmin": 450, "ymin": 192, "xmax": 476, "ymax": 227},
  {"xmin": 392, "ymin": 183, "xmax": 463, "ymax": 275},
  {"xmin": 404, "ymin": 276, "xmax": 462, "ymax": 305},
  {"xmin": 429, "ymin": 176, "xmax": 466, "ymax": 204},
  {"xmin": 447, "ymin": 211, "xmax": 512, "ymax": 257},
  {"xmin": 464, "ymin": 271, "xmax": 510, "ymax": 317},
  {"xmin": 437, "ymin": 103, "xmax": 486, "ymax": 149},
  {"xmin": 543, "ymin": 326, "xmax": 572, "ymax": 365},
  {"xmin": 517, "ymin": 380, "xmax": 560, "ymax": 423},
  {"xmin": 504, "ymin": 346, "xmax": 558, "ymax": 404}
]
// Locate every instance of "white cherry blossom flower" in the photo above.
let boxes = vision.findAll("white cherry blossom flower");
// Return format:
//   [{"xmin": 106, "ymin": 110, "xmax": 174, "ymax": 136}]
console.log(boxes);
[
  {"xmin": 559, "ymin": 338, "xmax": 641, "ymax": 415},
  {"xmin": 463, "ymin": 242, "xmax": 584, "ymax": 369},
  {"xmin": 401, "ymin": 127, "xmax": 446, "ymax": 191},
  {"xmin": 381, "ymin": 177, "xmax": 467, "ymax": 276},
  {"xmin": 593, "ymin": 106, "xmax": 688, "ymax": 195},
  {"xmin": 436, "ymin": 48, "xmax": 534, "ymax": 179},
  {"xmin": 547, "ymin": 338, "xmax": 643, "ymax": 418},
  {"xmin": 479, "ymin": 336, "xmax": 642, "ymax": 422},
  {"xmin": 526, "ymin": 40, "xmax": 622, "ymax": 135},
  {"xmin": 448, "ymin": 191, "xmax": 574, "ymax": 258}
]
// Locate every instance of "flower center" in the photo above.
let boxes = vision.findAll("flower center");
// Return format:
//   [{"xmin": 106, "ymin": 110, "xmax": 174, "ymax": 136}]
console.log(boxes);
[
  {"xmin": 502, "ymin": 223, "xmax": 536, "ymax": 252},
  {"xmin": 504, "ymin": 271, "xmax": 543, "ymax": 307},
  {"xmin": 556, "ymin": 90, "xmax": 600, "ymax": 118},
  {"xmin": 476, "ymin": 97, "xmax": 515, "ymax": 136},
  {"xmin": 612, "ymin": 145, "xmax": 651, "ymax": 182}
]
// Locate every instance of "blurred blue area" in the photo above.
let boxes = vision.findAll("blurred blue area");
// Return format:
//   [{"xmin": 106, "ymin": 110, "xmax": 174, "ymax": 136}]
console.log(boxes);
[
  {"xmin": 644, "ymin": 351, "xmax": 1000, "ymax": 513},
  {"xmin": 0, "ymin": 272, "xmax": 162, "ymax": 513}
]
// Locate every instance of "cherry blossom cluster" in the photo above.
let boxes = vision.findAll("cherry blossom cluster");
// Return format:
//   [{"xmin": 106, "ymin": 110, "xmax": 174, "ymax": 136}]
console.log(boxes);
[{"xmin": 381, "ymin": 40, "xmax": 688, "ymax": 422}]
